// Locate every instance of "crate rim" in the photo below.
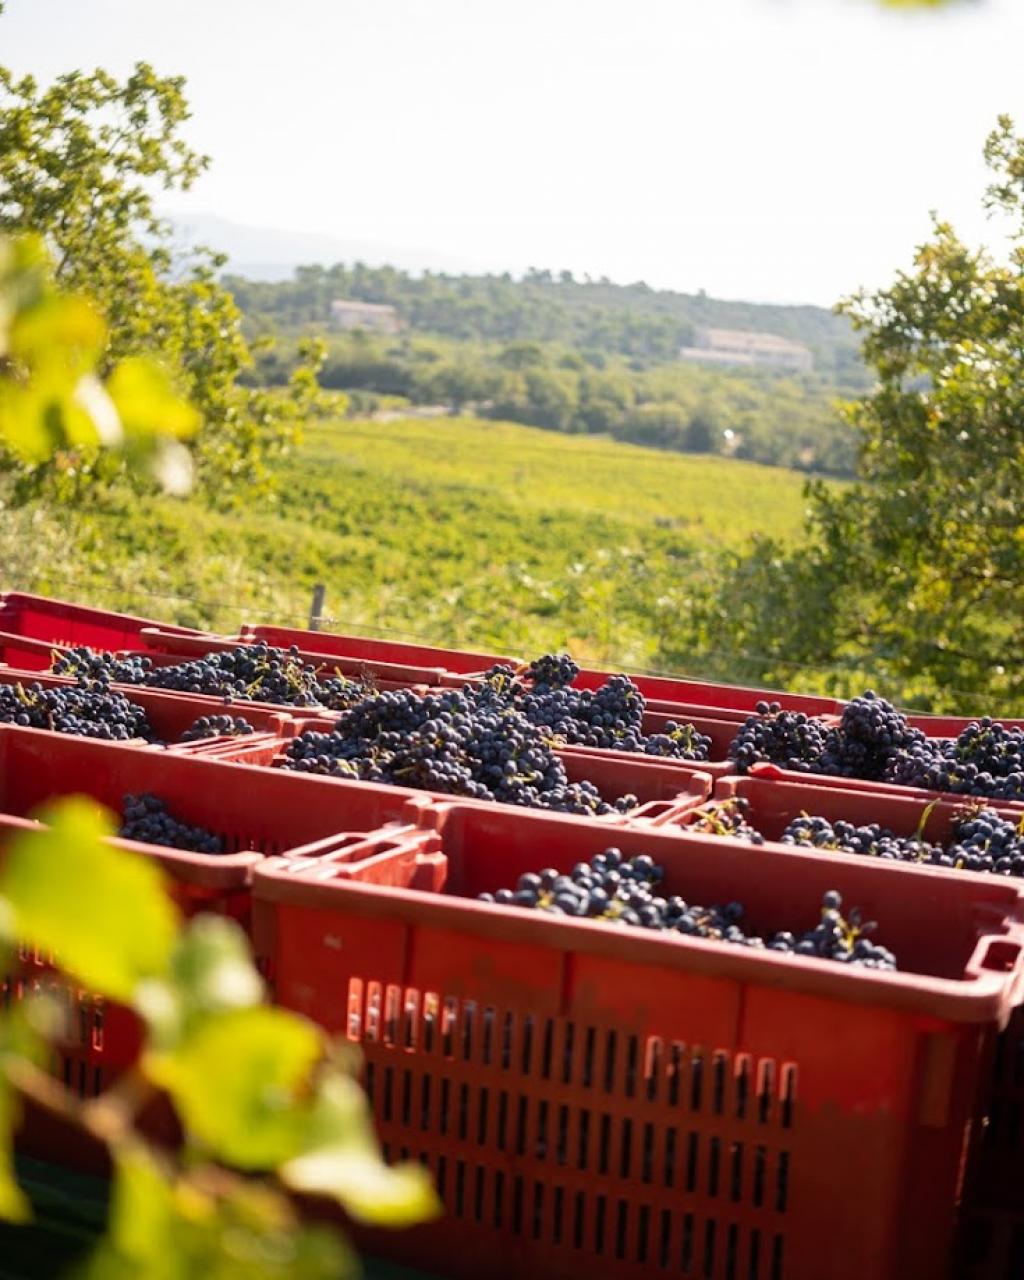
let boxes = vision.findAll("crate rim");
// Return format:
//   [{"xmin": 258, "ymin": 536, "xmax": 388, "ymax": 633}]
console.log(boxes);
[
  {"xmin": 253, "ymin": 812, "xmax": 1024, "ymax": 1027},
  {"xmin": 745, "ymin": 761, "xmax": 1024, "ymax": 811}
]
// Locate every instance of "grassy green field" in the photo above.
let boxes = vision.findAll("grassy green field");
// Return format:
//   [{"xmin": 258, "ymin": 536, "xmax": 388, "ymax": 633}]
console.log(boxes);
[{"xmin": 0, "ymin": 416, "xmax": 814, "ymax": 671}]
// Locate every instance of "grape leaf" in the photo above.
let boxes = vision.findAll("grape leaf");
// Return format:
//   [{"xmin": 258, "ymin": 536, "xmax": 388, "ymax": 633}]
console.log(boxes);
[
  {"xmin": 106, "ymin": 358, "xmax": 200, "ymax": 440},
  {"xmin": 137, "ymin": 914, "xmax": 265, "ymax": 1051},
  {"xmin": 79, "ymin": 1146, "xmax": 355, "ymax": 1280},
  {"xmin": 0, "ymin": 1072, "xmax": 28, "ymax": 1223},
  {"xmin": 0, "ymin": 798, "xmax": 178, "ymax": 1003},
  {"xmin": 282, "ymin": 1073, "xmax": 441, "ymax": 1227},
  {"xmin": 144, "ymin": 1007, "xmax": 320, "ymax": 1169}
]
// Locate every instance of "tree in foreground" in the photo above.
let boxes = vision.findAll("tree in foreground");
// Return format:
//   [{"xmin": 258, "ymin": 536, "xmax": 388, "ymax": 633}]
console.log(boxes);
[
  {"xmin": 668, "ymin": 116, "xmax": 1024, "ymax": 714},
  {"xmin": 0, "ymin": 44, "xmax": 323, "ymax": 500}
]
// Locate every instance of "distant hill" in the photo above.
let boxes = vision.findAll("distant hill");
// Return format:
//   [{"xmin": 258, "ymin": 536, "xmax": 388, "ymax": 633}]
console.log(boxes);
[
  {"xmin": 226, "ymin": 260, "xmax": 864, "ymax": 382},
  {"xmin": 165, "ymin": 211, "xmax": 862, "ymax": 381}
]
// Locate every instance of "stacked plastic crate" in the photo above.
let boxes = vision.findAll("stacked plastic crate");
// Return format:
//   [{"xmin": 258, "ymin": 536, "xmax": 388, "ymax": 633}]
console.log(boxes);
[{"xmin": 1, "ymin": 590, "xmax": 1023, "ymax": 1279}]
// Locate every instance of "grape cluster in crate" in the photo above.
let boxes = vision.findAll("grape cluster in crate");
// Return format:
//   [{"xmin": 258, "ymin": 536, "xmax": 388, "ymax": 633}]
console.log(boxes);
[
  {"xmin": 478, "ymin": 846, "xmax": 897, "ymax": 970},
  {"xmin": 731, "ymin": 691, "xmax": 1024, "ymax": 801}
]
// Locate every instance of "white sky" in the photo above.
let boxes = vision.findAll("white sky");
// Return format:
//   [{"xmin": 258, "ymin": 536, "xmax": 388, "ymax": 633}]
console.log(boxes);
[{"xmin": 3, "ymin": 0, "xmax": 1023, "ymax": 306}]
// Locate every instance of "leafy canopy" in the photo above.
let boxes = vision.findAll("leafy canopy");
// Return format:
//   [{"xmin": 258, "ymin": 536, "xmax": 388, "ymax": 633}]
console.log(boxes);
[
  {"xmin": 676, "ymin": 115, "xmax": 1024, "ymax": 713},
  {"xmin": 0, "ymin": 51, "xmax": 323, "ymax": 500}
]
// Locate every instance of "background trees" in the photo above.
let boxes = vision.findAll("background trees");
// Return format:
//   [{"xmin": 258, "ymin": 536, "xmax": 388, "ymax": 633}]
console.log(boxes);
[{"xmin": 669, "ymin": 116, "xmax": 1024, "ymax": 711}]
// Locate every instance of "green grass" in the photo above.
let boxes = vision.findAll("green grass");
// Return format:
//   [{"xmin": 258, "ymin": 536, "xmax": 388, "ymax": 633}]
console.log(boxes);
[{"xmin": 0, "ymin": 415, "xmax": 816, "ymax": 670}]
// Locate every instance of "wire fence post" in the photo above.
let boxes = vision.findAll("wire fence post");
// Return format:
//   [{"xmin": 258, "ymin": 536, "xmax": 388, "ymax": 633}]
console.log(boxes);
[{"xmin": 309, "ymin": 584, "xmax": 326, "ymax": 633}]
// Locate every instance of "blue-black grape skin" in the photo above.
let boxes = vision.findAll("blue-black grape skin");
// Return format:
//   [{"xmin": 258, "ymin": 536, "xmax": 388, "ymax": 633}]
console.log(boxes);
[
  {"xmin": 179, "ymin": 714, "xmax": 256, "ymax": 742},
  {"xmin": 54, "ymin": 642, "xmax": 368, "ymax": 710},
  {"xmin": 282, "ymin": 683, "xmax": 640, "ymax": 816},
  {"xmin": 478, "ymin": 847, "xmax": 897, "ymax": 971},
  {"xmin": 0, "ymin": 678, "xmax": 153, "ymax": 741},
  {"xmin": 119, "ymin": 792, "xmax": 224, "ymax": 855},
  {"xmin": 727, "ymin": 692, "xmax": 1024, "ymax": 804},
  {"xmin": 281, "ymin": 653, "xmax": 718, "ymax": 814},
  {"xmin": 694, "ymin": 797, "xmax": 1024, "ymax": 881}
]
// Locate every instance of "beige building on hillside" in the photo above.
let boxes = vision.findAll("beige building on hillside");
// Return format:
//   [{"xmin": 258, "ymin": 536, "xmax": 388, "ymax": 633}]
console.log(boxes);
[
  {"xmin": 330, "ymin": 299, "xmax": 403, "ymax": 334},
  {"xmin": 679, "ymin": 326, "xmax": 814, "ymax": 373}
]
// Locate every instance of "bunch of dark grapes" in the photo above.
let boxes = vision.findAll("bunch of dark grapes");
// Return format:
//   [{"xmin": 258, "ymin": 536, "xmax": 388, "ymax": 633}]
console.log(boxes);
[
  {"xmin": 52, "ymin": 646, "xmax": 153, "ymax": 684},
  {"xmin": 817, "ymin": 692, "xmax": 925, "ymax": 781},
  {"xmin": 687, "ymin": 797, "xmax": 766, "ymax": 844},
  {"xmin": 724, "ymin": 692, "xmax": 1024, "ymax": 806},
  {"xmin": 886, "ymin": 719, "xmax": 1024, "ymax": 803},
  {"xmin": 727, "ymin": 701, "xmax": 830, "ymax": 773},
  {"xmin": 528, "ymin": 653, "xmax": 580, "ymax": 691},
  {"xmin": 954, "ymin": 721, "xmax": 1024, "ymax": 801},
  {"xmin": 0, "ymin": 680, "xmax": 153, "ymax": 741},
  {"xmin": 143, "ymin": 643, "xmax": 369, "ymax": 709},
  {"xmin": 119, "ymin": 793, "xmax": 223, "ymax": 854},
  {"xmin": 781, "ymin": 814, "xmax": 936, "ymax": 862},
  {"xmin": 784, "ymin": 806, "xmax": 1024, "ymax": 877},
  {"xmin": 282, "ymin": 686, "xmax": 638, "ymax": 816},
  {"xmin": 145, "ymin": 642, "xmax": 321, "ymax": 703},
  {"xmin": 474, "ymin": 654, "xmax": 711, "ymax": 762},
  {"xmin": 695, "ymin": 798, "xmax": 1024, "ymax": 879},
  {"xmin": 50, "ymin": 642, "xmax": 369, "ymax": 711},
  {"xmin": 315, "ymin": 672, "xmax": 372, "ymax": 711},
  {"xmin": 643, "ymin": 720, "xmax": 714, "ymax": 760},
  {"xmin": 519, "ymin": 676, "xmax": 648, "ymax": 752},
  {"xmin": 775, "ymin": 889, "xmax": 897, "ymax": 969},
  {"xmin": 179, "ymin": 714, "xmax": 256, "ymax": 743},
  {"xmin": 478, "ymin": 849, "xmax": 896, "ymax": 969},
  {"xmin": 946, "ymin": 806, "xmax": 1024, "ymax": 875}
]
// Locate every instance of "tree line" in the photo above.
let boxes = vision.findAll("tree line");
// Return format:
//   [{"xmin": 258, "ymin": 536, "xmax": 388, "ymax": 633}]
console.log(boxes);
[
  {"xmin": 228, "ymin": 263, "xmax": 867, "ymax": 382},
  {"xmin": 245, "ymin": 330, "xmax": 856, "ymax": 476}
]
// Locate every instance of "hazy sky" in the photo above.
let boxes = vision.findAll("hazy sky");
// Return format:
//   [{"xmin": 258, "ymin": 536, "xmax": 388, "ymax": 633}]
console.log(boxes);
[{"xmin": 4, "ymin": 0, "xmax": 1023, "ymax": 306}]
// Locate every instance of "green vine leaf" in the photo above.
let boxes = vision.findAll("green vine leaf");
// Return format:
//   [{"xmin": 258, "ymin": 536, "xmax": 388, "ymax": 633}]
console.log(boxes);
[
  {"xmin": 0, "ymin": 798, "xmax": 178, "ymax": 1003},
  {"xmin": 0, "ymin": 1071, "xmax": 28, "ymax": 1223},
  {"xmin": 282, "ymin": 1073, "xmax": 441, "ymax": 1227},
  {"xmin": 144, "ymin": 1007, "xmax": 321, "ymax": 1169},
  {"xmin": 137, "ymin": 914, "xmax": 265, "ymax": 1051},
  {"xmin": 78, "ymin": 1145, "xmax": 356, "ymax": 1279},
  {"xmin": 106, "ymin": 357, "xmax": 200, "ymax": 440}
]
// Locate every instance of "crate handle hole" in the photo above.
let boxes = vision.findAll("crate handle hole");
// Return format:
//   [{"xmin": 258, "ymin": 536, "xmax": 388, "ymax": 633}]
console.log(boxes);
[{"xmin": 980, "ymin": 938, "xmax": 1022, "ymax": 973}]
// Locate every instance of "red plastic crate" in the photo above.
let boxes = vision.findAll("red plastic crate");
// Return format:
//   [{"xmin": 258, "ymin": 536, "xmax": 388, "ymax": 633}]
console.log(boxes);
[
  {"xmin": 0, "ymin": 591, "xmax": 204, "ymax": 651},
  {"xmin": 690, "ymin": 775, "xmax": 1024, "ymax": 1244},
  {"xmin": 0, "ymin": 638, "xmax": 430, "ymax": 720},
  {"xmin": 700, "ymin": 774, "xmax": 1024, "ymax": 860},
  {"xmin": 258, "ymin": 706, "xmax": 747, "ymax": 785},
  {"xmin": 253, "ymin": 801, "xmax": 1024, "ymax": 1280},
  {"xmin": 0, "ymin": 728, "xmax": 438, "ymax": 1167},
  {"xmin": 0, "ymin": 627, "xmax": 218, "ymax": 673},
  {"xmin": 0, "ymin": 628, "xmax": 212, "ymax": 675},
  {"xmin": 0, "ymin": 725, "xmax": 439, "ymax": 887},
  {"xmin": 435, "ymin": 670, "xmax": 841, "ymax": 742},
  {"xmin": 906, "ymin": 714, "xmax": 1024, "ymax": 736},
  {"xmin": 203, "ymin": 727, "xmax": 716, "ymax": 829},
  {"xmin": 138, "ymin": 627, "xmax": 452, "ymax": 689},
  {"xmin": 436, "ymin": 666, "xmax": 844, "ymax": 718},
  {"xmin": 0, "ymin": 667, "xmax": 298, "ymax": 746},
  {"xmin": 242, "ymin": 622, "xmax": 521, "ymax": 677},
  {"xmin": 573, "ymin": 671, "xmax": 844, "ymax": 717},
  {"xmin": 435, "ymin": 670, "xmax": 843, "ymax": 717},
  {"xmin": 740, "ymin": 761, "xmax": 1024, "ymax": 814},
  {"xmin": 0, "ymin": 630, "xmax": 438, "ymax": 712},
  {"xmin": 0, "ymin": 628, "xmax": 184, "ymax": 674}
]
